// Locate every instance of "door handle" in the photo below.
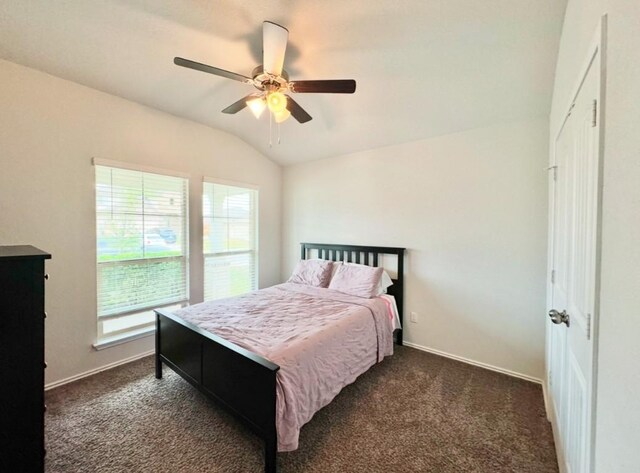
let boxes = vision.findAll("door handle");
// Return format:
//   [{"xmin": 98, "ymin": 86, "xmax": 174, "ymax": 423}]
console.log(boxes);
[{"xmin": 549, "ymin": 309, "xmax": 570, "ymax": 327}]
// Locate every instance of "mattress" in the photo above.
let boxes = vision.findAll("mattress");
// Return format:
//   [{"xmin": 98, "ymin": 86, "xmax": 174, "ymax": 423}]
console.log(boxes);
[{"xmin": 173, "ymin": 282, "xmax": 395, "ymax": 451}]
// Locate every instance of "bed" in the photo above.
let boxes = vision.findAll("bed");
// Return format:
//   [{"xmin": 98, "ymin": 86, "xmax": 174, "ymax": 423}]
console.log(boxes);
[{"xmin": 154, "ymin": 243, "xmax": 405, "ymax": 473}]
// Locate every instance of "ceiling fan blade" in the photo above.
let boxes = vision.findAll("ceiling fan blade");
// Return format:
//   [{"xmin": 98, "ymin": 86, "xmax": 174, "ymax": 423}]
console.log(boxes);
[
  {"xmin": 174, "ymin": 57, "xmax": 252, "ymax": 84},
  {"xmin": 263, "ymin": 21, "xmax": 288, "ymax": 76},
  {"xmin": 285, "ymin": 95, "xmax": 312, "ymax": 123},
  {"xmin": 221, "ymin": 94, "xmax": 261, "ymax": 114},
  {"xmin": 290, "ymin": 79, "xmax": 356, "ymax": 94}
]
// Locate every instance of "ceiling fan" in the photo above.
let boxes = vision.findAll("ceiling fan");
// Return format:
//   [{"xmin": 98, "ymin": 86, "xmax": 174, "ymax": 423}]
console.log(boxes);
[{"xmin": 174, "ymin": 21, "xmax": 356, "ymax": 124}]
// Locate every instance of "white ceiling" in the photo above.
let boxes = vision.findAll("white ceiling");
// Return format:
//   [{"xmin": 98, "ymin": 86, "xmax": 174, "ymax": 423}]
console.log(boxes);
[{"xmin": 0, "ymin": 0, "xmax": 566, "ymax": 165}]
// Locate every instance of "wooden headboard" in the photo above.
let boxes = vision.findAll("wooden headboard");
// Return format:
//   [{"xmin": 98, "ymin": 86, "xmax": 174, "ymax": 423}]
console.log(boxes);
[{"xmin": 300, "ymin": 242, "xmax": 406, "ymax": 346}]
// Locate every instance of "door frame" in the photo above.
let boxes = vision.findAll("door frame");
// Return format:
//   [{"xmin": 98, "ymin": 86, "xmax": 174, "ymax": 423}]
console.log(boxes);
[{"xmin": 545, "ymin": 14, "xmax": 607, "ymax": 473}]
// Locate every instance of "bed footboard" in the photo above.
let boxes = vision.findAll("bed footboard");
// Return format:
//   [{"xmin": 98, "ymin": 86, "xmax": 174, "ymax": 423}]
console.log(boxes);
[{"xmin": 155, "ymin": 309, "xmax": 280, "ymax": 473}]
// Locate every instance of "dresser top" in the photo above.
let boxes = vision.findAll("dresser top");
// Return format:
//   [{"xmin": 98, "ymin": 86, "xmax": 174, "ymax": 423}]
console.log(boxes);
[{"xmin": 0, "ymin": 245, "xmax": 51, "ymax": 260}]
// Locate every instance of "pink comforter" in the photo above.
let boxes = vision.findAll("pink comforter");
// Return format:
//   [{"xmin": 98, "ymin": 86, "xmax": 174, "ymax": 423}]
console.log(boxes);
[{"xmin": 174, "ymin": 282, "xmax": 394, "ymax": 451}]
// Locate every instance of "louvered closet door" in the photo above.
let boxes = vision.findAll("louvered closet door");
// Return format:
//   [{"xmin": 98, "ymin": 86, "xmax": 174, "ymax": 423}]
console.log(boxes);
[{"xmin": 547, "ymin": 34, "xmax": 602, "ymax": 473}]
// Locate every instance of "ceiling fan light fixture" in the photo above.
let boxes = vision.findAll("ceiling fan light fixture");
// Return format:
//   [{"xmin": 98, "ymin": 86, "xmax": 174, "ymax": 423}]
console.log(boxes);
[
  {"xmin": 175, "ymin": 21, "xmax": 356, "ymax": 129},
  {"xmin": 247, "ymin": 97, "xmax": 267, "ymax": 119},
  {"xmin": 274, "ymin": 108, "xmax": 291, "ymax": 123},
  {"xmin": 267, "ymin": 91, "xmax": 287, "ymax": 114}
]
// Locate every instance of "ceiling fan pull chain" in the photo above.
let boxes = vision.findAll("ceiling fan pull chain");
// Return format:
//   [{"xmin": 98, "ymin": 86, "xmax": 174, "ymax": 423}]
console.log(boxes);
[
  {"xmin": 278, "ymin": 123, "xmax": 281, "ymax": 145},
  {"xmin": 269, "ymin": 110, "xmax": 273, "ymax": 148}
]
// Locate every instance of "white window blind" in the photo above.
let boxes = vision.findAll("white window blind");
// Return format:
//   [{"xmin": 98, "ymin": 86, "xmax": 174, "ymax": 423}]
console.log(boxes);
[
  {"xmin": 203, "ymin": 181, "xmax": 258, "ymax": 301},
  {"xmin": 95, "ymin": 164, "xmax": 189, "ymax": 338}
]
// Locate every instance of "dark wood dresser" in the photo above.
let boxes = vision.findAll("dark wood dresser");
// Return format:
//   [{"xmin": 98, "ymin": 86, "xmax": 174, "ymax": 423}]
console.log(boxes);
[{"xmin": 0, "ymin": 245, "xmax": 51, "ymax": 472}]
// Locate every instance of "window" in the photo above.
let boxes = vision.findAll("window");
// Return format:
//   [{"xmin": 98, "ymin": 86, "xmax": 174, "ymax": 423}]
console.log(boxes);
[
  {"xmin": 95, "ymin": 163, "xmax": 189, "ymax": 341},
  {"xmin": 203, "ymin": 180, "xmax": 258, "ymax": 301}
]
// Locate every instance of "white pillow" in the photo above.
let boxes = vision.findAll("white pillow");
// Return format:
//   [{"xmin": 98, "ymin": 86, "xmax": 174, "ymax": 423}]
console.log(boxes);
[{"xmin": 378, "ymin": 269, "xmax": 393, "ymax": 295}]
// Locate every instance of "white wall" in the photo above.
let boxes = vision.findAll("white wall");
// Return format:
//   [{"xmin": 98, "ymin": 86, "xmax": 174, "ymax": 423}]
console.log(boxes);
[
  {"xmin": 283, "ymin": 117, "xmax": 549, "ymax": 380},
  {"xmin": 0, "ymin": 59, "xmax": 282, "ymax": 386},
  {"xmin": 551, "ymin": 1, "xmax": 640, "ymax": 471}
]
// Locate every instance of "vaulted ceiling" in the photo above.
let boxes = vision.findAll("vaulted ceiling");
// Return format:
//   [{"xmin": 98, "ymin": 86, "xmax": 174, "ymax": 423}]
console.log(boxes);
[{"xmin": 0, "ymin": 1, "xmax": 566, "ymax": 165}]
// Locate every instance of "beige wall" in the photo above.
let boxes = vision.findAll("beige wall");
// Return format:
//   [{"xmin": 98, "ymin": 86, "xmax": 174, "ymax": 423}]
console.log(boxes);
[
  {"xmin": 551, "ymin": 1, "xmax": 640, "ymax": 471},
  {"xmin": 283, "ymin": 117, "xmax": 549, "ymax": 380},
  {"xmin": 0, "ymin": 59, "xmax": 282, "ymax": 386}
]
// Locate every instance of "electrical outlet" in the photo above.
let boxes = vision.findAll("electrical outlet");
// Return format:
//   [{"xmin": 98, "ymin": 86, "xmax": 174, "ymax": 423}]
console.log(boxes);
[{"xmin": 410, "ymin": 311, "xmax": 418, "ymax": 323}]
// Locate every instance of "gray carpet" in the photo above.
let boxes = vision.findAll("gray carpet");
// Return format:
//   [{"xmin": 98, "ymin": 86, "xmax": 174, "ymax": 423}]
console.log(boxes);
[{"xmin": 45, "ymin": 347, "xmax": 558, "ymax": 472}]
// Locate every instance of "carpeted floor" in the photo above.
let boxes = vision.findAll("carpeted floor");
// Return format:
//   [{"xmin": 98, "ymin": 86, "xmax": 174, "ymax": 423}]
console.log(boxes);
[{"xmin": 45, "ymin": 347, "xmax": 558, "ymax": 472}]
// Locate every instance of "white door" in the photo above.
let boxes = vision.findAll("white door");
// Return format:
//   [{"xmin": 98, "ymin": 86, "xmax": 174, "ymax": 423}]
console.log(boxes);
[{"xmin": 547, "ymin": 27, "xmax": 603, "ymax": 473}]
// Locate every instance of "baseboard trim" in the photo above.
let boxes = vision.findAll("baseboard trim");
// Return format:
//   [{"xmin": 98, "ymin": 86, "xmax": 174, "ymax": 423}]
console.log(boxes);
[
  {"xmin": 45, "ymin": 350, "xmax": 154, "ymax": 391},
  {"xmin": 403, "ymin": 341, "xmax": 542, "ymax": 384}
]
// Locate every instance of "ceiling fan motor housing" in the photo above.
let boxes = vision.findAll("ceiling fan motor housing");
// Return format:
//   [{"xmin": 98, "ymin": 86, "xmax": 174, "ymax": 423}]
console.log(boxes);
[{"xmin": 251, "ymin": 65, "xmax": 289, "ymax": 92}]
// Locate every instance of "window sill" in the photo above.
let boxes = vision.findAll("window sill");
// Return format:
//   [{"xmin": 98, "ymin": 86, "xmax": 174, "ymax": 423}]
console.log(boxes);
[{"xmin": 93, "ymin": 326, "xmax": 155, "ymax": 351}]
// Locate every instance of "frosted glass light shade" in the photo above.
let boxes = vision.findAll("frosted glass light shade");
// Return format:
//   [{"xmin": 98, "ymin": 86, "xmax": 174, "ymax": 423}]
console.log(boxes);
[
  {"xmin": 267, "ymin": 92, "xmax": 287, "ymax": 113},
  {"xmin": 247, "ymin": 97, "xmax": 267, "ymax": 119},
  {"xmin": 274, "ymin": 109, "xmax": 291, "ymax": 123}
]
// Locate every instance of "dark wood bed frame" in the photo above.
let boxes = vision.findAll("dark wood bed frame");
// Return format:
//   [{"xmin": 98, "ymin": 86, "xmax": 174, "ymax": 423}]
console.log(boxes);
[{"xmin": 155, "ymin": 243, "xmax": 405, "ymax": 473}]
